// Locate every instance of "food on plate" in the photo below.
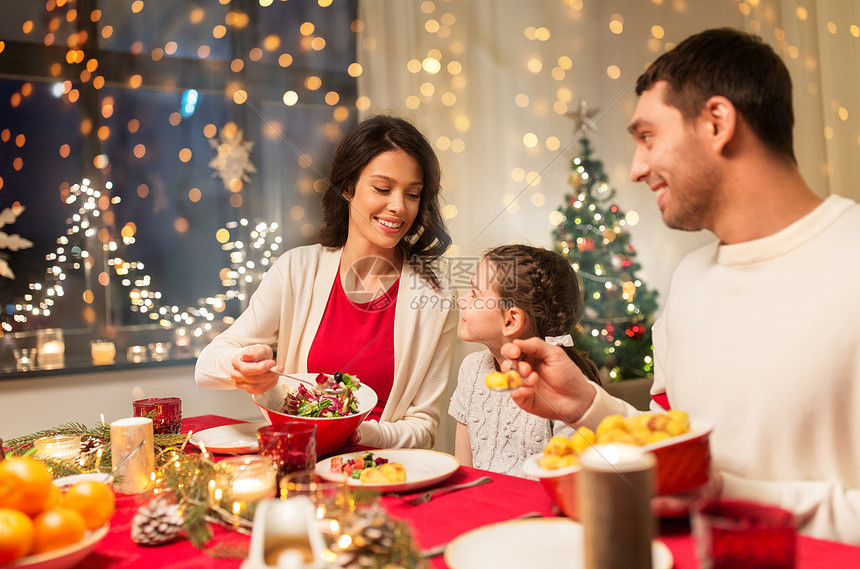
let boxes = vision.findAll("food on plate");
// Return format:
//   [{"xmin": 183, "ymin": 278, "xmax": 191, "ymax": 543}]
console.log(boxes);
[
  {"xmin": 281, "ymin": 371, "xmax": 361, "ymax": 418},
  {"xmin": 538, "ymin": 410, "xmax": 691, "ymax": 470},
  {"xmin": 484, "ymin": 370, "xmax": 523, "ymax": 390},
  {"xmin": 359, "ymin": 463, "xmax": 407, "ymax": 484},
  {"xmin": 0, "ymin": 456, "xmax": 116, "ymax": 562},
  {"xmin": 330, "ymin": 452, "xmax": 407, "ymax": 483}
]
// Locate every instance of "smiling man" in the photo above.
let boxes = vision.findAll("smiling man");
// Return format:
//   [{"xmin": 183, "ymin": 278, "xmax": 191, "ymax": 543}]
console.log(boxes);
[
  {"xmin": 629, "ymin": 27, "xmax": 860, "ymax": 543},
  {"xmin": 504, "ymin": 28, "xmax": 860, "ymax": 544}
]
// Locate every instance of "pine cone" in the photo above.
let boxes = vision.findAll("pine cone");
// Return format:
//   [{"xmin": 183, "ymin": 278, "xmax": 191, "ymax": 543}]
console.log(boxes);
[
  {"xmin": 80, "ymin": 437, "xmax": 103, "ymax": 454},
  {"xmin": 334, "ymin": 504, "xmax": 403, "ymax": 568},
  {"xmin": 131, "ymin": 497, "xmax": 184, "ymax": 545}
]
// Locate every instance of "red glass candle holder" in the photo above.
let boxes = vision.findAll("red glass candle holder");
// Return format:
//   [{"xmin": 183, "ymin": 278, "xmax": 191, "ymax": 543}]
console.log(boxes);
[
  {"xmin": 692, "ymin": 499, "xmax": 797, "ymax": 569},
  {"xmin": 133, "ymin": 397, "xmax": 182, "ymax": 435},
  {"xmin": 256, "ymin": 423, "xmax": 317, "ymax": 487}
]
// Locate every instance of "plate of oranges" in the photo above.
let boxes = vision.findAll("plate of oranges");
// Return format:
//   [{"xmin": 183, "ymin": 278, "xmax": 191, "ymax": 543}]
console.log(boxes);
[{"xmin": 0, "ymin": 456, "xmax": 115, "ymax": 568}]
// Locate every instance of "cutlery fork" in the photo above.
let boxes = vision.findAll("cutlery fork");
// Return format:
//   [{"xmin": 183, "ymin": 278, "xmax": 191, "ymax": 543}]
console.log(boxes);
[
  {"xmin": 401, "ymin": 475, "xmax": 492, "ymax": 505},
  {"xmin": 269, "ymin": 370, "xmax": 347, "ymax": 394}
]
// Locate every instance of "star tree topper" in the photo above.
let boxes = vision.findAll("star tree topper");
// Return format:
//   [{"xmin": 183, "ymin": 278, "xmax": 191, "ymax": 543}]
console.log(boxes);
[
  {"xmin": 565, "ymin": 99, "xmax": 600, "ymax": 135},
  {"xmin": 208, "ymin": 122, "xmax": 257, "ymax": 192}
]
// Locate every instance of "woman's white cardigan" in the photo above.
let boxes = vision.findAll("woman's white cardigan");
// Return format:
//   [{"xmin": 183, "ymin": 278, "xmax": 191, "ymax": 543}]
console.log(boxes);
[{"xmin": 194, "ymin": 244, "xmax": 458, "ymax": 449}]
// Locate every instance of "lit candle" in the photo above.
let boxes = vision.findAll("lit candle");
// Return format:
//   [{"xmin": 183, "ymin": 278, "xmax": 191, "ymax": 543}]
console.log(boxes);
[
  {"xmin": 127, "ymin": 345, "xmax": 147, "ymax": 363},
  {"xmin": 91, "ymin": 340, "xmax": 116, "ymax": 365},
  {"xmin": 148, "ymin": 342, "xmax": 171, "ymax": 362},
  {"xmin": 33, "ymin": 435, "xmax": 81, "ymax": 463},
  {"xmin": 38, "ymin": 340, "xmax": 65, "ymax": 369},
  {"xmin": 211, "ymin": 456, "xmax": 276, "ymax": 507},
  {"xmin": 232, "ymin": 471, "xmax": 276, "ymax": 503},
  {"xmin": 110, "ymin": 417, "xmax": 155, "ymax": 494}
]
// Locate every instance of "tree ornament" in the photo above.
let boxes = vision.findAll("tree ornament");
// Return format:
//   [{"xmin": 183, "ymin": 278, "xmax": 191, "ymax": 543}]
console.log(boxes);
[
  {"xmin": 622, "ymin": 281, "xmax": 637, "ymax": 299},
  {"xmin": 208, "ymin": 122, "xmax": 257, "ymax": 193},
  {"xmin": 625, "ymin": 322, "xmax": 646, "ymax": 340},
  {"xmin": 602, "ymin": 228, "xmax": 617, "ymax": 243},
  {"xmin": 604, "ymin": 322, "xmax": 615, "ymax": 341},
  {"xmin": 131, "ymin": 496, "xmax": 184, "ymax": 545},
  {"xmin": 577, "ymin": 238, "xmax": 595, "ymax": 252}
]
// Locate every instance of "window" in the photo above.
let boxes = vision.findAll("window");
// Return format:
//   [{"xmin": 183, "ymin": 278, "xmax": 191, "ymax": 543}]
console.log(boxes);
[{"xmin": 0, "ymin": 0, "xmax": 358, "ymax": 376}]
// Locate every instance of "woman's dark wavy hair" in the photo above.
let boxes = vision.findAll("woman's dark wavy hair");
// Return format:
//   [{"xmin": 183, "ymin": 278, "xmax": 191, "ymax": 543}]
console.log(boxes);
[
  {"xmin": 484, "ymin": 244, "xmax": 600, "ymax": 384},
  {"xmin": 319, "ymin": 115, "xmax": 451, "ymax": 291},
  {"xmin": 636, "ymin": 27, "xmax": 796, "ymax": 164}
]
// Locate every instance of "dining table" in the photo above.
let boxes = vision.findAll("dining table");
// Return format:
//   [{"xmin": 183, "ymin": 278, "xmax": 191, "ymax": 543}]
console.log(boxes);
[{"xmin": 66, "ymin": 414, "xmax": 860, "ymax": 569}]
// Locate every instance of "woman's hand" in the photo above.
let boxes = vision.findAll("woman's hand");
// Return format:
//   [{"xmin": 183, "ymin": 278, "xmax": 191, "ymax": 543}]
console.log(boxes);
[
  {"xmin": 500, "ymin": 337, "xmax": 596, "ymax": 424},
  {"xmin": 229, "ymin": 345, "xmax": 279, "ymax": 394}
]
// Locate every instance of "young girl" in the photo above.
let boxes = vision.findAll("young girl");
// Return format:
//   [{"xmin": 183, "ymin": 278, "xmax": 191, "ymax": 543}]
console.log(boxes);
[{"xmin": 448, "ymin": 244, "xmax": 599, "ymax": 477}]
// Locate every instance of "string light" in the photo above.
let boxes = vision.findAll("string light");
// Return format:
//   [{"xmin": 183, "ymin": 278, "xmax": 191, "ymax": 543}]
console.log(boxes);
[{"xmin": 3, "ymin": 177, "xmax": 283, "ymax": 337}]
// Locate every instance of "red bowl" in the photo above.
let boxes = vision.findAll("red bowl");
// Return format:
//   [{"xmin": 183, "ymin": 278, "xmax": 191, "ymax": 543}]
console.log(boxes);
[
  {"xmin": 522, "ymin": 418, "xmax": 712, "ymax": 519},
  {"xmin": 252, "ymin": 374, "xmax": 378, "ymax": 456}
]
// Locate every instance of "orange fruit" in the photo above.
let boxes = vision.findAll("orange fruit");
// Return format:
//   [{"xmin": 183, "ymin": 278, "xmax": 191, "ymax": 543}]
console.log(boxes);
[
  {"xmin": 62, "ymin": 480, "xmax": 115, "ymax": 529},
  {"xmin": 0, "ymin": 456, "xmax": 54, "ymax": 516},
  {"xmin": 31, "ymin": 507, "xmax": 86, "ymax": 555},
  {"xmin": 42, "ymin": 483, "xmax": 62, "ymax": 512},
  {"xmin": 0, "ymin": 508, "xmax": 35, "ymax": 563}
]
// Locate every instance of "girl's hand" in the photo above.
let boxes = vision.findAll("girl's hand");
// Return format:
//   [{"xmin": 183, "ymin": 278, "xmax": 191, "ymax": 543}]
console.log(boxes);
[
  {"xmin": 500, "ymin": 337, "xmax": 596, "ymax": 424},
  {"xmin": 229, "ymin": 345, "xmax": 279, "ymax": 394}
]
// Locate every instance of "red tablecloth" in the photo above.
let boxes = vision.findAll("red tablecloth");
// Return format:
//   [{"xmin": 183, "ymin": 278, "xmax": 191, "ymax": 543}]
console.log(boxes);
[{"xmin": 71, "ymin": 415, "xmax": 860, "ymax": 568}]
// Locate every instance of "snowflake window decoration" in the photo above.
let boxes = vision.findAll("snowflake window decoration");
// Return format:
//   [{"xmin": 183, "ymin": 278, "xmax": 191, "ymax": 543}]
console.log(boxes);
[
  {"xmin": 208, "ymin": 122, "xmax": 257, "ymax": 193},
  {"xmin": 0, "ymin": 204, "xmax": 34, "ymax": 280}
]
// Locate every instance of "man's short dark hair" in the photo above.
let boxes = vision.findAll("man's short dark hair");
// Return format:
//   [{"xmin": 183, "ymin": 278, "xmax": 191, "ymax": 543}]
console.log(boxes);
[{"xmin": 636, "ymin": 28, "xmax": 796, "ymax": 164}]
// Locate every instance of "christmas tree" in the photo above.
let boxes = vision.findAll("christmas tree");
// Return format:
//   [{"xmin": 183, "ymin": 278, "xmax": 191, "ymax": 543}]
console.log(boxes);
[{"xmin": 552, "ymin": 137, "xmax": 659, "ymax": 382}]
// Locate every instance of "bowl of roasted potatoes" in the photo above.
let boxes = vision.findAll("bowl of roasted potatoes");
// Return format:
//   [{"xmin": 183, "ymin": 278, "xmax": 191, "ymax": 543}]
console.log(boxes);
[{"xmin": 521, "ymin": 410, "xmax": 712, "ymax": 519}]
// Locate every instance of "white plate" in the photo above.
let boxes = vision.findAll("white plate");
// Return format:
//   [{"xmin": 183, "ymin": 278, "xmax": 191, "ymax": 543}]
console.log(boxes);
[
  {"xmin": 445, "ymin": 518, "xmax": 673, "ymax": 569},
  {"xmin": 315, "ymin": 449, "xmax": 459, "ymax": 492},
  {"xmin": 5, "ymin": 524, "xmax": 109, "ymax": 569},
  {"xmin": 189, "ymin": 422, "xmax": 267, "ymax": 454}
]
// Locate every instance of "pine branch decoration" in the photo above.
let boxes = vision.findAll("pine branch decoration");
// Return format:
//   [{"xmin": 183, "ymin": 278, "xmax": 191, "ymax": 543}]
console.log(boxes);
[
  {"xmin": 151, "ymin": 450, "xmax": 217, "ymax": 548},
  {"xmin": 4, "ymin": 420, "xmax": 186, "ymax": 476}
]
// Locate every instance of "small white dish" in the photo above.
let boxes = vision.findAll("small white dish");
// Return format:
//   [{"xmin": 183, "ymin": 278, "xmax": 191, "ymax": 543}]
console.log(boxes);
[
  {"xmin": 241, "ymin": 497, "xmax": 328, "ymax": 569},
  {"xmin": 445, "ymin": 518, "xmax": 673, "ymax": 569},
  {"xmin": 315, "ymin": 449, "xmax": 459, "ymax": 492},
  {"xmin": 53, "ymin": 472, "xmax": 112, "ymax": 488},
  {"xmin": 189, "ymin": 422, "xmax": 267, "ymax": 454}
]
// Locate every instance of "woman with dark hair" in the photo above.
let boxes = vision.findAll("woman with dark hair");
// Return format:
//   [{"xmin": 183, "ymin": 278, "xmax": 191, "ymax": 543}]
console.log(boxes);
[{"xmin": 195, "ymin": 115, "xmax": 457, "ymax": 449}]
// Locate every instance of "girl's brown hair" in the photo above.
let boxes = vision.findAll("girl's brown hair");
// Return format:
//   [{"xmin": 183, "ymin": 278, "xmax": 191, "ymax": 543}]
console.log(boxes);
[{"xmin": 484, "ymin": 244, "xmax": 600, "ymax": 384}]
